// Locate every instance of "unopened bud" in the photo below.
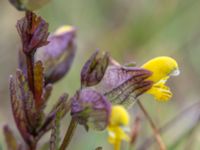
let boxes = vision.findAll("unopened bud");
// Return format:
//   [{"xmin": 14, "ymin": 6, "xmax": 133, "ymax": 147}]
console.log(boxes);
[
  {"xmin": 81, "ymin": 50, "xmax": 109, "ymax": 87},
  {"xmin": 35, "ymin": 26, "xmax": 76, "ymax": 84}
]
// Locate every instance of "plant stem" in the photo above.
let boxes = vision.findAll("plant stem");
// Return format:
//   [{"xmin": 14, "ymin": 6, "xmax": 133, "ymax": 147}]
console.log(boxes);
[
  {"xmin": 137, "ymin": 100, "xmax": 166, "ymax": 150},
  {"xmin": 26, "ymin": 54, "xmax": 35, "ymax": 95},
  {"xmin": 59, "ymin": 119, "xmax": 77, "ymax": 150}
]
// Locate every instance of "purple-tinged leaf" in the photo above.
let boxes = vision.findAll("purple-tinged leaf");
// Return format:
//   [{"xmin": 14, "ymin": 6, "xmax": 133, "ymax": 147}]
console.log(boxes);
[
  {"xmin": 9, "ymin": 75, "xmax": 33, "ymax": 145},
  {"xmin": 81, "ymin": 50, "xmax": 109, "ymax": 87},
  {"xmin": 16, "ymin": 11, "xmax": 49, "ymax": 55},
  {"xmin": 15, "ymin": 70, "xmax": 40, "ymax": 131}
]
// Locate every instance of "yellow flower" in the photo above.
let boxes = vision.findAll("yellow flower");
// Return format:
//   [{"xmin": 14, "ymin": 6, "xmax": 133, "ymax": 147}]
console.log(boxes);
[
  {"xmin": 107, "ymin": 105, "xmax": 130, "ymax": 150},
  {"xmin": 142, "ymin": 56, "xmax": 180, "ymax": 101}
]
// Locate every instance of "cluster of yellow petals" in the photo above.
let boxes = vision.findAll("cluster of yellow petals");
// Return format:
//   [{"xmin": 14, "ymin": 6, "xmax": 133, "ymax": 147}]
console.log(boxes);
[
  {"xmin": 142, "ymin": 56, "xmax": 180, "ymax": 101},
  {"xmin": 107, "ymin": 105, "xmax": 130, "ymax": 150}
]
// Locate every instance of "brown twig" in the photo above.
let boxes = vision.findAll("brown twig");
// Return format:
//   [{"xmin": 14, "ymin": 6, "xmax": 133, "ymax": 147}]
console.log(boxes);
[
  {"xmin": 129, "ymin": 114, "xmax": 141, "ymax": 150},
  {"xmin": 59, "ymin": 119, "xmax": 78, "ymax": 150},
  {"xmin": 137, "ymin": 100, "xmax": 166, "ymax": 150}
]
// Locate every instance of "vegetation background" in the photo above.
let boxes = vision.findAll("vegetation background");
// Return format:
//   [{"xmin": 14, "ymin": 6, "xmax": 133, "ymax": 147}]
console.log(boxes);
[{"xmin": 0, "ymin": 0, "xmax": 200, "ymax": 149}]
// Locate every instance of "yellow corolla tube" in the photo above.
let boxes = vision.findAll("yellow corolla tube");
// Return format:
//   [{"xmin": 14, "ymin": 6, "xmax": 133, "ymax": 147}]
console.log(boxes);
[
  {"xmin": 107, "ymin": 105, "xmax": 130, "ymax": 150},
  {"xmin": 141, "ymin": 56, "xmax": 180, "ymax": 101}
]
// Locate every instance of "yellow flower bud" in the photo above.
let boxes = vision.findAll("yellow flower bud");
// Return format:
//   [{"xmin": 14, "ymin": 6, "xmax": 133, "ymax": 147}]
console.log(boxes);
[{"xmin": 109, "ymin": 105, "xmax": 129, "ymax": 126}]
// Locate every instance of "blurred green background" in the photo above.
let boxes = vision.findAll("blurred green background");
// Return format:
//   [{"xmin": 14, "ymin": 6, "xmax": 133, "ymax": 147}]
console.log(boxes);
[{"xmin": 1, "ymin": 0, "xmax": 200, "ymax": 149}]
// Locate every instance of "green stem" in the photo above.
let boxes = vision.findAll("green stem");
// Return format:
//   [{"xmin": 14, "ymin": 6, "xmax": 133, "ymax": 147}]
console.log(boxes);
[{"xmin": 59, "ymin": 119, "xmax": 77, "ymax": 150}]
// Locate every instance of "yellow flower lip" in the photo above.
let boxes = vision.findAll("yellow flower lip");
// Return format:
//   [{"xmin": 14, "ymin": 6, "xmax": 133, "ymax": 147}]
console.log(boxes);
[
  {"xmin": 141, "ymin": 56, "xmax": 179, "ymax": 83},
  {"xmin": 141, "ymin": 56, "xmax": 179, "ymax": 101}
]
